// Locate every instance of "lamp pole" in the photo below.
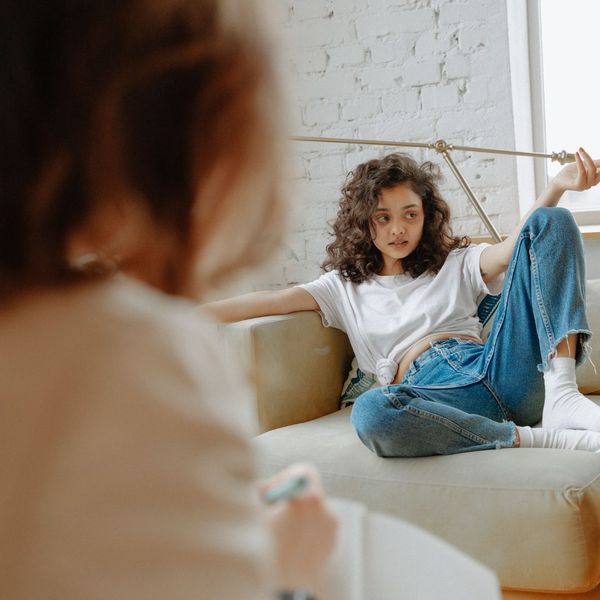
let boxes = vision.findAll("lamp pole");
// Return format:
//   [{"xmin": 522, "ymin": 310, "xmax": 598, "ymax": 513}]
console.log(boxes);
[{"xmin": 291, "ymin": 135, "xmax": 575, "ymax": 243}]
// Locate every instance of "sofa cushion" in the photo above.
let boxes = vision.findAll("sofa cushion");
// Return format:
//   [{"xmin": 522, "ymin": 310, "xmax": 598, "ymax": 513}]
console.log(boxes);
[
  {"xmin": 255, "ymin": 404, "xmax": 600, "ymax": 594},
  {"xmin": 222, "ymin": 312, "xmax": 353, "ymax": 432},
  {"xmin": 577, "ymin": 278, "xmax": 600, "ymax": 394}
]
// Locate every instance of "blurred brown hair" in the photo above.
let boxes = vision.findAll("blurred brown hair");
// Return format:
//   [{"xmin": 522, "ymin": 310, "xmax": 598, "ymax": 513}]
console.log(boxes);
[{"xmin": 0, "ymin": 0, "xmax": 282, "ymax": 297}]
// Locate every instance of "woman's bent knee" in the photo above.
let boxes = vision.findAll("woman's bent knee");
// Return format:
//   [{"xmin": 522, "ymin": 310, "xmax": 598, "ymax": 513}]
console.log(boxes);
[
  {"xmin": 528, "ymin": 206, "xmax": 577, "ymax": 234},
  {"xmin": 351, "ymin": 388, "xmax": 419, "ymax": 458}
]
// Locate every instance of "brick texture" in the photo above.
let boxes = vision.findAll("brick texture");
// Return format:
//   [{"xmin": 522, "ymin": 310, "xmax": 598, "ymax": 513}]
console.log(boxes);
[{"xmin": 222, "ymin": 0, "xmax": 520, "ymax": 293}]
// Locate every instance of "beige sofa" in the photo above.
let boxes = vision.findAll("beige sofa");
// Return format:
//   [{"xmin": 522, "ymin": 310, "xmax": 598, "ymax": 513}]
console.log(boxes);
[{"xmin": 223, "ymin": 281, "xmax": 600, "ymax": 599}]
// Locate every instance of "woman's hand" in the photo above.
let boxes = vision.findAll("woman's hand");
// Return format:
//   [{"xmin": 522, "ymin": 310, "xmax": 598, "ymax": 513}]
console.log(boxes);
[
  {"xmin": 550, "ymin": 147, "xmax": 600, "ymax": 194},
  {"xmin": 484, "ymin": 147, "xmax": 600, "ymax": 279},
  {"xmin": 259, "ymin": 463, "xmax": 338, "ymax": 591}
]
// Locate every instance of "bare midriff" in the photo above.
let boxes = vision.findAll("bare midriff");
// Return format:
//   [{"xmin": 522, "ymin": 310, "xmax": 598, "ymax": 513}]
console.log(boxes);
[{"xmin": 392, "ymin": 332, "xmax": 483, "ymax": 384}]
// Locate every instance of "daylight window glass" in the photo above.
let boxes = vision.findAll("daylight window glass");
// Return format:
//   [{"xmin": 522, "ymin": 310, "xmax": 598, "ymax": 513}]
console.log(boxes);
[{"xmin": 540, "ymin": 0, "xmax": 600, "ymax": 209}]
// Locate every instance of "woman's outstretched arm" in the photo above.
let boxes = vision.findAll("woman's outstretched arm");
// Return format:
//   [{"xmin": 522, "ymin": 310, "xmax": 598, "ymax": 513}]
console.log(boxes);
[
  {"xmin": 201, "ymin": 287, "xmax": 319, "ymax": 323},
  {"xmin": 480, "ymin": 147, "xmax": 600, "ymax": 283}
]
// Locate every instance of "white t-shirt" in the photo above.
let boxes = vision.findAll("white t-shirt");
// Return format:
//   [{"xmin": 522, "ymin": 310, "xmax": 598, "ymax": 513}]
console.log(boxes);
[
  {"xmin": 0, "ymin": 277, "xmax": 271, "ymax": 599},
  {"xmin": 299, "ymin": 244, "xmax": 501, "ymax": 385}
]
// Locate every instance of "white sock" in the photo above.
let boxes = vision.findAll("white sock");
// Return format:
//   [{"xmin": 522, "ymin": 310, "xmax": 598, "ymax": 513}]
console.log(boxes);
[
  {"xmin": 542, "ymin": 357, "xmax": 600, "ymax": 432},
  {"xmin": 517, "ymin": 425, "xmax": 600, "ymax": 452}
]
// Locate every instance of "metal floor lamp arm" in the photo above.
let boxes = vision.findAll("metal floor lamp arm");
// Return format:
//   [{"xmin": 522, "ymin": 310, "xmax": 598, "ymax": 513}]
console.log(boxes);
[
  {"xmin": 291, "ymin": 135, "xmax": 575, "ymax": 243},
  {"xmin": 437, "ymin": 149, "xmax": 502, "ymax": 243}
]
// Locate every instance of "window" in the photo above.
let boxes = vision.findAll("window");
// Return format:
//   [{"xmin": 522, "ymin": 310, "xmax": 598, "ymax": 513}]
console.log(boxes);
[{"xmin": 515, "ymin": 0, "xmax": 600, "ymax": 223}]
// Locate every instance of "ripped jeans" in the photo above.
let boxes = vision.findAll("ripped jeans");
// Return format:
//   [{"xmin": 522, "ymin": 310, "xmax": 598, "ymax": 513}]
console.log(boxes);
[{"xmin": 351, "ymin": 208, "xmax": 592, "ymax": 457}]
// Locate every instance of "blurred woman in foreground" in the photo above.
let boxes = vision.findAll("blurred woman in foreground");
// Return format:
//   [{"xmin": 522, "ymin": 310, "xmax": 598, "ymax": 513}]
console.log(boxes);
[{"xmin": 0, "ymin": 1, "xmax": 336, "ymax": 598}]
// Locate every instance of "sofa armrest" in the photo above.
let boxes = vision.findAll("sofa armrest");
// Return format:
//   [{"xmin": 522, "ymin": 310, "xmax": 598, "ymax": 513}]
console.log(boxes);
[{"xmin": 222, "ymin": 311, "xmax": 353, "ymax": 433}]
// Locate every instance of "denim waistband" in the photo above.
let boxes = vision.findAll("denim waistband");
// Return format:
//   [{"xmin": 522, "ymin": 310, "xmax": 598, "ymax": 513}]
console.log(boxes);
[{"xmin": 401, "ymin": 338, "xmax": 485, "ymax": 388}]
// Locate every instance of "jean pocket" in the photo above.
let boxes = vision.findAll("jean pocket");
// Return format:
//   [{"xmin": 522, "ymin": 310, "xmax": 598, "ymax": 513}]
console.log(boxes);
[
  {"xmin": 409, "ymin": 340, "xmax": 483, "ymax": 388},
  {"xmin": 401, "ymin": 346, "xmax": 438, "ymax": 385},
  {"xmin": 434, "ymin": 338, "xmax": 465, "ymax": 364},
  {"xmin": 404, "ymin": 352, "xmax": 448, "ymax": 387}
]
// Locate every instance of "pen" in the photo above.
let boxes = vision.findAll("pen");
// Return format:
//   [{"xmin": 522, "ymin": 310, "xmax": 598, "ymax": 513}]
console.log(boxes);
[
  {"xmin": 266, "ymin": 475, "xmax": 315, "ymax": 600},
  {"xmin": 264, "ymin": 475, "xmax": 309, "ymax": 504}
]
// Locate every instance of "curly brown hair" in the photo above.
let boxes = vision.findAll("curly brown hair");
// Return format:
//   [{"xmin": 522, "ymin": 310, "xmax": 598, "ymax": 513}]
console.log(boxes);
[{"xmin": 322, "ymin": 153, "xmax": 469, "ymax": 283}]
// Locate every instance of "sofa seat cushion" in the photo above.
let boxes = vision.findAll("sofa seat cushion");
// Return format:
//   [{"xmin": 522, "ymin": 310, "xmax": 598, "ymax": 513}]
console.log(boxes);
[{"xmin": 255, "ymin": 405, "xmax": 600, "ymax": 594}]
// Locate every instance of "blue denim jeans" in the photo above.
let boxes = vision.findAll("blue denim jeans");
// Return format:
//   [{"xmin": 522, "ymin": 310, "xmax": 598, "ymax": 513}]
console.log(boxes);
[{"xmin": 351, "ymin": 208, "xmax": 591, "ymax": 457}]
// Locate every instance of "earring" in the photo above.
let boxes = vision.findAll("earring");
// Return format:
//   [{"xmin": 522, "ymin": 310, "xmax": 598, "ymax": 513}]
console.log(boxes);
[{"xmin": 68, "ymin": 251, "xmax": 119, "ymax": 276}]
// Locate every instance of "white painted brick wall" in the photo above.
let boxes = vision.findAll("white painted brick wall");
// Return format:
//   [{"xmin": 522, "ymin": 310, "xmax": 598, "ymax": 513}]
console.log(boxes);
[{"xmin": 217, "ymin": 0, "xmax": 521, "ymax": 295}]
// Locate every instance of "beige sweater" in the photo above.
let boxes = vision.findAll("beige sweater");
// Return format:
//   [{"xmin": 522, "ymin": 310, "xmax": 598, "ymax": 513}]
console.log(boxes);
[{"xmin": 0, "ymin": 277, "xmax": 271, "ymax": 599}]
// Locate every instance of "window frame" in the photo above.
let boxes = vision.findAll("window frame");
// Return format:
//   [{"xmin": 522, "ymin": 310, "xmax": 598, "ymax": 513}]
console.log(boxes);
[{"xmin": 506, "ymin": 0, "xmax": 600, "ymax": 226}]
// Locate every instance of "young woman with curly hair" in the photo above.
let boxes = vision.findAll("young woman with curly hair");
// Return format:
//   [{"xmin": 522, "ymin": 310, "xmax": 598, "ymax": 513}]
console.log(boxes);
[
  {"xmin": 207, "ymin": 150, "xmax": 600, "ymax": 456},
  {"xmin": 322, "ymin": 154, "xmax": 469, "ymax": 283}
]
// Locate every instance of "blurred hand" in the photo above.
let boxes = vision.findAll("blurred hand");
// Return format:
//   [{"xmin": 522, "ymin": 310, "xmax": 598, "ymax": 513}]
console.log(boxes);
[
  {"xmin": 551, "ymin": 147, "xmax": 600, "ymax": 194},
  {"xmin": 259, "ymin": 463, "xmax": 338, "ymax": 591}
]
